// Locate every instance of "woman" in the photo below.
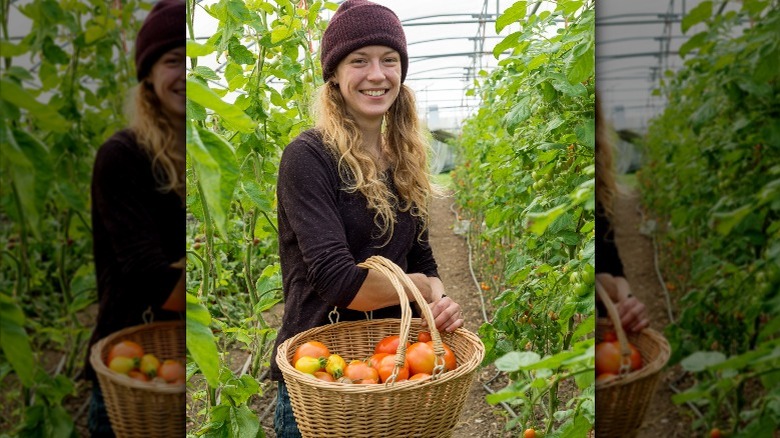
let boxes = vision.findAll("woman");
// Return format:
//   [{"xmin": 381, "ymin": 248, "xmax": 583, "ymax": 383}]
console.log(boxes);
[
  {"xmin": 271, "ymin": 1, "xmax": 464, "ymax": 435},
  {"xmin": 595, "ymin": 97, "xmax": 649, "ymax": 332},
  {"xmin": 85, "ymin": 0, "xmax": 185, "ymax": 435}
]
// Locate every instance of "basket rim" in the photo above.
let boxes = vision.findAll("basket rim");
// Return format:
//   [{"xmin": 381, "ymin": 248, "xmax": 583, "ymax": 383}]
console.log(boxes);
[
  {"xmin": 277, "ymin": 317, "xmax": 485, "ymax": 394},
  {"xmin": 89, "ymin": 320, "xmax": 185, "ymax": 394},
  {"xmin": 595, "ymin": 319, "xmax": 671, "ymax": 388}
]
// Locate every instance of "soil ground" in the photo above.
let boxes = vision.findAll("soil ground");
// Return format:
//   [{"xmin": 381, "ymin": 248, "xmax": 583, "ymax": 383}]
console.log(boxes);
[{"xmin": 611, "ymin": 188, "xmax": 692, "ymax": 437}]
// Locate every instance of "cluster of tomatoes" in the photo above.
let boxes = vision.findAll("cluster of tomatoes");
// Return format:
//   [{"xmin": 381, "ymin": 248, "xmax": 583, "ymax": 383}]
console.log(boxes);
[
  {"xmin": 291, "ymin": 332, "xmax": 457, "ymax": 384},
  {"xmin": 595, "ymin": 332, "xmax": 643, "ymax": 382},
  {"xmin": 106, "ymin": 340, "xmax": 185, "ymax": 385}
]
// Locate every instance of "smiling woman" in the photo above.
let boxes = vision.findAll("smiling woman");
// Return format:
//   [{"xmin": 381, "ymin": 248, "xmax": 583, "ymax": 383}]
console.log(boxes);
[
  {"xmin": 85, "ymin": 0, "xmax": 186, "ymax": 435},
  {"xmin": 270, "ymin": 0, "xmax": 465, "ymax": 436}
]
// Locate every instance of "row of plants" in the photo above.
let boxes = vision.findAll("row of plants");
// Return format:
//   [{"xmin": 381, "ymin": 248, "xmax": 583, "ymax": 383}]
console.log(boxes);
[
  {"xmin": 184, "ymin": 0, "xmax": 332, "ymax": 435},
  {"xmin": 1, "ymin": 1, "xmax": 148, "ymax": 435},
  {"xmin": 638, "ymin": 1, "xmax": 779, "ymax": 436},
  {"xmin": 451, "ymin": 1, "xmax": 596, "ymax": 435}
]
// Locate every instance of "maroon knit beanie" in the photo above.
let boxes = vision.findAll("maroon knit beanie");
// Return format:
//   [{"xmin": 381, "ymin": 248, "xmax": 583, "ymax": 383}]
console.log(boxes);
[
  {"xmin": 135, "ymin": 0, "xmax": 185, "ymax": 81},
  {"xmin": 321, "ymin": 0, "xmax": 408, "ymax": 83}
]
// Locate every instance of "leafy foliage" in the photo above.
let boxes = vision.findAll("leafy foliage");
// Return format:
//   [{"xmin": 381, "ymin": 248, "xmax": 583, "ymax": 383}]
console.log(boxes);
[
  {"xmin": 639, "ymin": 1, "xmax": 780, "ymax": 434},
  {"xmin": 184, "ymin": 0, "xmax": 332, "ymax": 435},
  {"xmin": 1, "ymin": 1, "xmax": 147, "ymax": 435},
  {"xmin": 452, "ymin": 1, "xmax": 595, "ymax": 435}
]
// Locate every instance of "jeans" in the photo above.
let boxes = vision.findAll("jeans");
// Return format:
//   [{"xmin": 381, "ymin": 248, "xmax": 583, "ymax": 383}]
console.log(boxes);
[
  {"xmin": 274, "ymin": 381, "xmax": 302, "ymax": 438},
  {"xmin": 88, "ymin": 384, "xmax": 116, "ymax": 437}
]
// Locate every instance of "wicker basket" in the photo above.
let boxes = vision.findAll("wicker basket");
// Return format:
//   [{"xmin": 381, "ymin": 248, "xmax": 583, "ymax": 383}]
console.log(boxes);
[
  {"xmin": 277, "ymin": 256, "xmax": 485, "ymax": 438},
  {"xmin": 89, "ymin": 320, "xmax": 185, "ymax": 438},
  {"xmin": 595, "ymin": 282, "xmax": 671, "ymax": 437}
]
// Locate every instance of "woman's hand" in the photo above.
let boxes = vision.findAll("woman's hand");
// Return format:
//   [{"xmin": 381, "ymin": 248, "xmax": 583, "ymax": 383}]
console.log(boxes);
[
  {"xmin": 596, "ymin": 273, "xmax": 649, "ymax": 332},
  {"xmin": 427, "ymin": 296, "xmax": 464, "ymax": 333}
]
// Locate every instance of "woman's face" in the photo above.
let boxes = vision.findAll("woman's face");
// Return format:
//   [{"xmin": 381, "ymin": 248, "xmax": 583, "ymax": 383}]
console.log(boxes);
[
  {"xmin": 147, "ymin": 46, "xmax": 185, "ymax": 120},
  {"xmin": 333, "ymin": 45, "xmax": 402, "ymax": 126}
]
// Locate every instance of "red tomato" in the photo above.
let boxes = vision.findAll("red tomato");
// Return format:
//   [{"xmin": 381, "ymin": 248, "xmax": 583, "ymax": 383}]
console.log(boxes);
[
  {"xmin": 292, "ymin": 341, "xmax": 330, "ymax": 366},
  {"xmin": 602, "ymin": 331, "xmax": 617, "ymax": 342},
  {"xmin": 159, "ymin": 360, "xmax": 186, "ymax": 383},
  {"xmin": 596, "ymin": 372, "xmax": 617, "ymax": 383},
  {"xmin": 417, "ymin": 331, "xmax": 432, "ymax": 343},
  {"xmin": 374, "ymin": 335, "xmax": 410, "ymax": 356},
  {"xmin": 107, "ymin": 340, "xmax": 144, "ymax": 365},
  {"xmin": 343, "ymin": 360, "xmax": 379, "ymax": 384},
  {"xmin": 375, "ymin": 354, "xmax": 410, "ymax": 383},
  {"xmin": 406, "ymin": 342, "xmax": 436, "ymax": 375},
  {"xmin": 426, "ymin": 341, "xmax": 457, "ymax": 371},
  {"xmin": 368, "ymin": 353, "xmax": 390, "ymax": 370}
]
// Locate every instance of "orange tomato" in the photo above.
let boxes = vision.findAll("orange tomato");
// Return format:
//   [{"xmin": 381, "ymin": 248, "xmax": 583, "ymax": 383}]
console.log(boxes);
[
  {"xmin": 343, "ymin": 360, "xmax": 379, "ymax": 384},
  {"xmin": 426, "ymin": 341, "xmax": 457, "ymax": 371},
  {"xmin": 107, "ymin": 340, "xmax": 144, "ymax": 365},
  {"xmin": 375, "ymin": 354, "xmax": 410, "ymax": 383},
  {"xmin": 409, "ymin": 373, "xmax": 431, "ymax": 381},
  {"xmin": 128, "ymin": 370, "xmax": 149, "ymax": 382},
  {"xmin": 524, "ymin": 428, "xmax": 536, "ymax": 438},
  {"xmin": 313, "ymin": 371, "xmax": 335, "ymax": 382},
  {"xmin": 595, "ymin": 341, "xmax": 642, "ymax": 375},
  {"xmin": 406, "ymin": 342, "xmax": 436, "ymax": 375},
  {"xmin": 292, "ymin": 341, "xmax": 330, "ymax": 366},
  {"xmin": 596, "ymin": 372, "xmax": 617, "ymax": 383}
]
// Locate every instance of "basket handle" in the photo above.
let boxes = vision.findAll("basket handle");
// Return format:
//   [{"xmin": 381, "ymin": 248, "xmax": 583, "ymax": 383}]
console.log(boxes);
[
  {"xmin": 357, "ymin": 255, "xmax": 447, "ymax": 383},
  {"xmin": 595, "ymin": 279, "xmax": 635, "ymax": 375}
]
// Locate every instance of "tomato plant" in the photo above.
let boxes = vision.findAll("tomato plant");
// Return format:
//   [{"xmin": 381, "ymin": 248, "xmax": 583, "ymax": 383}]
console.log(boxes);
[
  {"xmin": 456, "ymin": 1, "xmax": 595, "ymax": 435},
  {"xmin": 639, "ymin": 2, "xmax": 780, "ymax": 435}
]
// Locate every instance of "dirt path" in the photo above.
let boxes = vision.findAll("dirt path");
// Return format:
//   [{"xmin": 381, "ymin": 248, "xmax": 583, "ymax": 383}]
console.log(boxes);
[
  {"xmin": 428, "ymin": 193, "xmax": 512, "ymax": 438},
  {"xmin": 611, "ymin": 188, "xmax": 690, "ymax": 437}
]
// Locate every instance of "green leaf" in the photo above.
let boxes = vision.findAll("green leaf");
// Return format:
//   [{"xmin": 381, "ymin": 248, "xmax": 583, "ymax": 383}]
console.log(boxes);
[
  {"xmin": 187, "ymin": 40, "xmax": 216, "ymax": 57},
  {"xmin": 186, "ymin": 293, "xmax": 220, "ymax": 388},
  {"xmin": 571, "ymin": 313, "xmax": 595, "ymax": 341},
  {"xmin": 228, "ymin": 38, "xmax": 256, "ymax": 64},
  {"xmin": 0, "ymin": 294, "xmax": 36, "ymax": 387},
  {"xmin": 187, "ymin": 123, "xmax": 239, "ymax": 239},
  {"xmin": 0, "ymin": 40, "xmax": 29, "ymax": 56},
  {"xmin": 527, "ymin": 204, "xmax": 570, "ymax": 235},
  {"xmin": 566, "ymin": 44, "xmax": 593, "ymax": 85},
  {"xmin": 0, "ymin": 78, "xmax": 69, "ymax": 132},
  {"xmin": 680, "ymin": 351, "xmax": 727, "ymax": 372},
  {"xmin": 186, "ymin": 77, "xmax": 256, "ymax": 133},
  {"xmin": 0, "ymin": 127, "xmax": 53, "ymax": 240},
  {"xmin": 496, "ymin": 1, "xmax": 527, "ymax": 33},
  {"xmin": 494, "ymin": 351, "xmax": 542, "ymax": 372},
  {"xmin": 493, "ymin": 31, "xmax": 521, "ymax": 59},
  {"xmin": 681, "ymin": 1, "xmax": 712, "ymax": 33},
  {"xmin": 42, "ymin": 36, "xmax": 69, "ymax": 64},
  {"xmin": 575, "ymin": 119, "xmax": 595, "ymax": 150},
  {"xmin": 679, "ymin": 31, "xmax": 708, "ymax": 57},
  {"xmin": 193, "ymin": 66, "xmax": 220, "ymax": 81},
  {"xmin": 709, "ymin": 204, "xmax": 753, "ymax": 236}
]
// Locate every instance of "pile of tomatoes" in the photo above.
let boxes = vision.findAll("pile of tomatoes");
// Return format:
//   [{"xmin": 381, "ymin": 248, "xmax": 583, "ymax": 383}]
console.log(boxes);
[
  {"xmin": 291, "ymin": 332, "xmax": 457, "ymax": 384},
  {"xmin": 595, "ymin": 331, "xmax": 642, "ymax": 382},
  {"xmin": 105, "ymin": 340, "xmax": 185, "ymax": 385}
]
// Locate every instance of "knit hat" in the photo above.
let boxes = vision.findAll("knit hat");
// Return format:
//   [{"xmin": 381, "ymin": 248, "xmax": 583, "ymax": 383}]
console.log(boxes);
[
  {"xmin": 321, "ymin": 0, "xmax": 408, "ymax": 83},
  {"xmin": 135, "ymin": 0, "xmax": 185, "ymax": 81}
]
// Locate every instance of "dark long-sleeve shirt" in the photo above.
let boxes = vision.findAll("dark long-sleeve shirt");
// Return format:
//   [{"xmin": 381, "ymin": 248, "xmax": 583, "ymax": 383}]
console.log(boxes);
[
  {"xmin": 84, "ymin": 129, "xmax": 184, "ymax": 381},
  {"xmin": 270, "ymin": 129, "xmax": 439, "ymax": 380}
]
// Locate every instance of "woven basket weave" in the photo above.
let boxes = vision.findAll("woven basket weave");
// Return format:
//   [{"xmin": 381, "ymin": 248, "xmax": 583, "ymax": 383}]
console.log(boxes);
[
  {"xmin": 89, "ymin": 320, "xmax": 185, "ymax": 438},
  {"xmin": 277, "ymin": 256, "xmax": 485, "ymax": 438},
  {"xmin": 595, "ymin": 282, "xmax": 671, "ymax": 437}
]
